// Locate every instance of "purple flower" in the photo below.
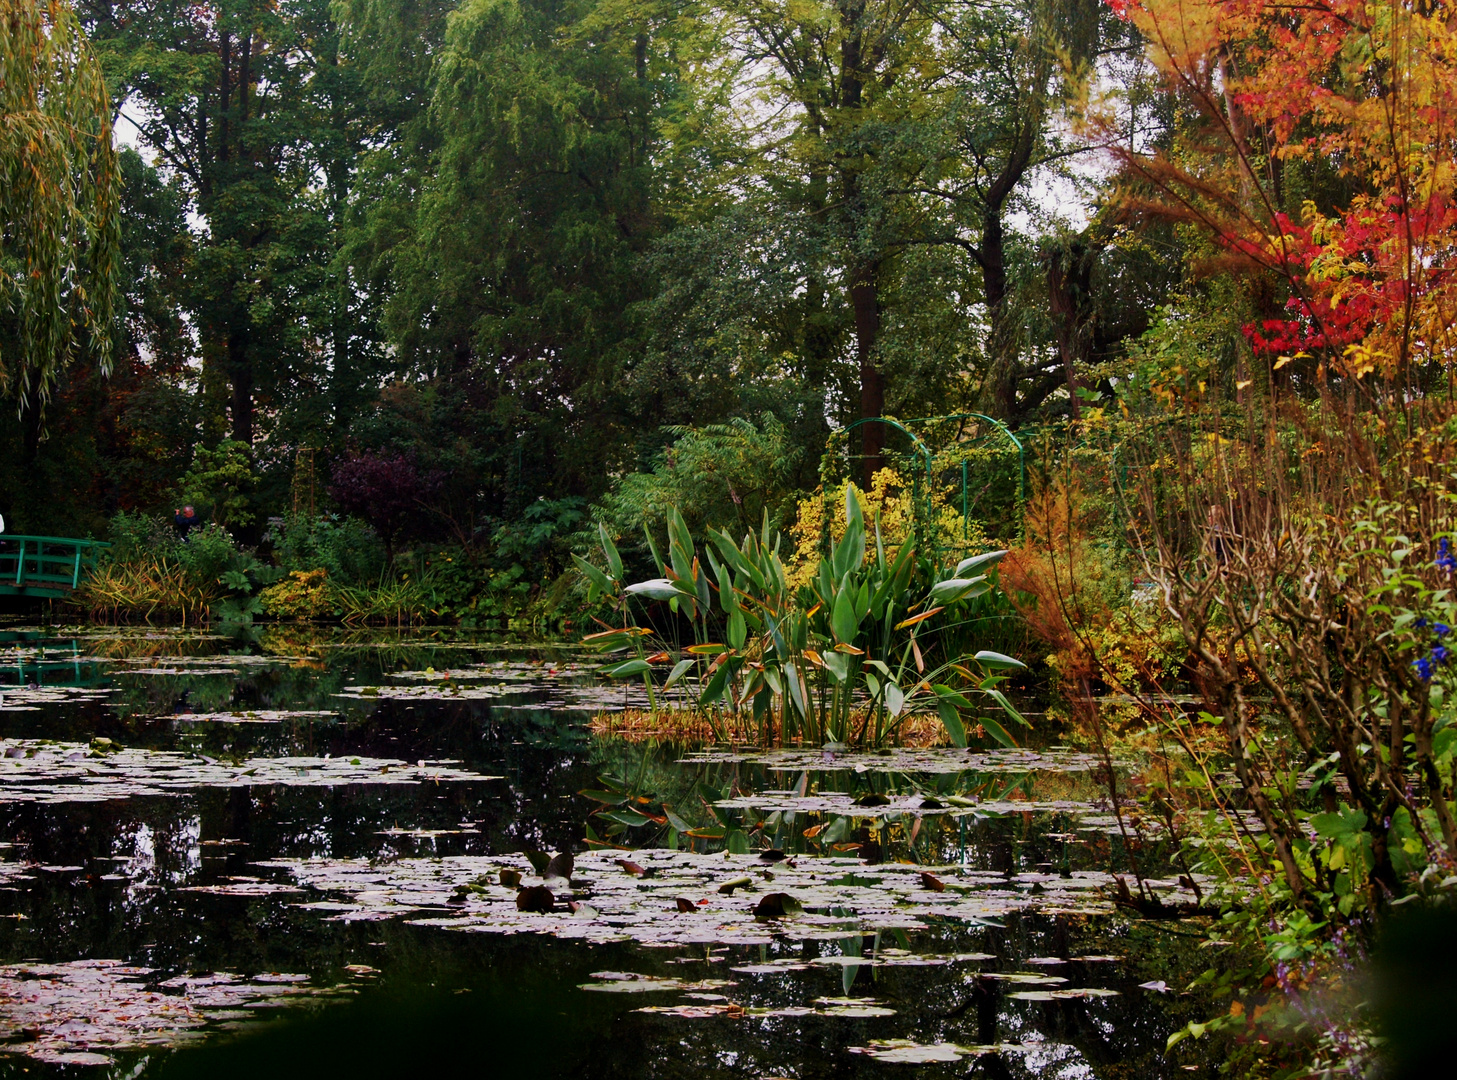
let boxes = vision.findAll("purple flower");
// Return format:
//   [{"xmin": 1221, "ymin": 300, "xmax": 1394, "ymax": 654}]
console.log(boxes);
[
  {"xmin": 1433, "ymin": 645, "xmax": 1450, "ymax": 664},
  {"xmin": 1437, "ymin": 538, "xmax": 1457, "ymax": 572}
]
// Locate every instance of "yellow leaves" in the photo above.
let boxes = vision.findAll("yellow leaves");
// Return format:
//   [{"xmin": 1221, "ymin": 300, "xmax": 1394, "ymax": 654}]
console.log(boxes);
[
  {"xmin": 785, "ymin": 464, "xmax": 992, "ymax": 591},
  {"xmin": 1341, "ymin": 342, "xmax": 1380, "ymax": 379},
  {"xmin": 894, "ymin": 606, "xmax": 944, "ymax": 630}
]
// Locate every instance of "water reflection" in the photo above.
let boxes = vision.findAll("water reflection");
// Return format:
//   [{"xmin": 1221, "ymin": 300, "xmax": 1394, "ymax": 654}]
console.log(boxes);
[{"xmin": 0, "ymin": 626, "xmax": 1205, "ymax": 1077}]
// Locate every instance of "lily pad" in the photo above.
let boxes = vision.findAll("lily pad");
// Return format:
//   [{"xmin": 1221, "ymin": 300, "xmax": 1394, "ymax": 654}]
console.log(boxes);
[
  {"xmin": 260, "ymin": 849, "xmax": 1123, "ymax": 949},
  {"xmin": 0, "ymin": 739, "xmax": 502, "ymax": 805},
  {"xmin": 0, "ymin": 960, "xmax": 347, "ymax": 1065},
  {"xmin": 679, "ymin": 747, "xmax": 1099, "ymax": 776}
]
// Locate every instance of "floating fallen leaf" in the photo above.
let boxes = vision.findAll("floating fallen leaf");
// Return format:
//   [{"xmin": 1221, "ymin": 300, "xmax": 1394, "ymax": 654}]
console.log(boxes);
[
  {"xmin": 515, "ymin": 886, "xmax": 554, "ymax": 913},
  {"xmin": 751, "ymin": 893, "xmax": 802, "ymax": 918}
]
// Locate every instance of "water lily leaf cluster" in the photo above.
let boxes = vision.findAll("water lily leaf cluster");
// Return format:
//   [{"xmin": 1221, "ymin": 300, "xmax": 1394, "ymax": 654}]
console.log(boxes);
[
  {"xmin": 0, "ymin": 961, "xmax": 348, "ymax": 1066},
  {"xmin": 0, "ymin": 739, "xmax": 501, "ymax": 804},
  {"xmin": 261, "ymin": 848, "xmax": 1134, "ymax": 946}
]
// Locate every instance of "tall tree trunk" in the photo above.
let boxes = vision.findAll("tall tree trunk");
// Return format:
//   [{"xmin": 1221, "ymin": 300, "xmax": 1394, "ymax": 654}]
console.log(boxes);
[
  {"xmin": 837, "ymin": 5, "xmax": 885, "ymax": 488},
  {"xmin": 979, "ymin": 210, "xmax": 1019, "ymax": 420},
  {"xmin": 228, "ymin": 331, "xmax": 253, "ymax": 446},
  {"xmin": 851, "ymin": 265, "xmax": 884, "ymax": 488},
  {"xmin": 1045, "ymin": 236, "xmax": 1096, "ymax": 420}
]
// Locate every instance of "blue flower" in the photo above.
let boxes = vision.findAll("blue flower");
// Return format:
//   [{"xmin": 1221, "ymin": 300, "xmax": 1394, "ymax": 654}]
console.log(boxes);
[
  {"xmin": 1438, "ymin": 624, "xmax": 1452, "ymax": 638},
  {"xmin": 1437, "ymin": 538, "xmax": 1457, "ymax": 572},
  {"xmin": 1433, "ymin": 645, "xmax": 1450, "ymax": 664},
  {"xmin": 1417, "ymin": 618, "xmax": 1430, "ymax": 629},
  {"xmin": 1415, "ymin": 657, "xmax": 1435, "ymax": 681}
]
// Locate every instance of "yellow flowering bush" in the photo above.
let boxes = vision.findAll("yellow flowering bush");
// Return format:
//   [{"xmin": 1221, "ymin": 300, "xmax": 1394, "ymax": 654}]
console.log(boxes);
[{"xmin": 786, "ymin": 467, "xmax": 991, "ymax": 589}]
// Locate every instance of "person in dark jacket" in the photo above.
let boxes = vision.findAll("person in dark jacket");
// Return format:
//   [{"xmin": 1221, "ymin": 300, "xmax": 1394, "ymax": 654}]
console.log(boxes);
[{"xmin": 174, "ymin": 505, "xmax": 201, "ymax": 540}]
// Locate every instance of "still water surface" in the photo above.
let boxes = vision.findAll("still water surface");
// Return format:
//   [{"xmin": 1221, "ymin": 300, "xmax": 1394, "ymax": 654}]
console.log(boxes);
[{"xmin": 0, "ymin": 626, "xmax": 1211, "ymax": 1078}]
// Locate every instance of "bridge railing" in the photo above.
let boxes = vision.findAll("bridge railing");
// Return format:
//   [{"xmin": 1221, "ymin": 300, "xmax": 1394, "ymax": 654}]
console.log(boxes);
[{"xmin": 0, "ymin": 536, "xmax": 111, "ymax": 592}]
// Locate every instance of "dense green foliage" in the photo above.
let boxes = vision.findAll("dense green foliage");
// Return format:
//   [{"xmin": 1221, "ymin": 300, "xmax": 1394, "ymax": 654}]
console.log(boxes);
[{"xmin": 0, "ymin": 0, "xmax": 1167, "ymax": 565}]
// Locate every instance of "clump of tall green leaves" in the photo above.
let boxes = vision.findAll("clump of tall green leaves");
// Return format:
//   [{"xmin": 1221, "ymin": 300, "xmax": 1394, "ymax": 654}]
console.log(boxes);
[{"xmin": 575, "ymin": 485, "xmax": 1027, "ymax": 747}]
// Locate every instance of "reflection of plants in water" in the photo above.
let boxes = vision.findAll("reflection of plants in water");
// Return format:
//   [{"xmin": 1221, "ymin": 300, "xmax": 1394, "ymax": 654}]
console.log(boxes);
[
  {"xmin": 74, "ymin": 631, "xmax": 224, "ymax": 660},
  {"xmin": 582, "ymin": 738, "xmax": 1106, "ymax": 867},
  {"xmin": 111, "ymin": 673, "xmax": 241, "ymax": 715}
]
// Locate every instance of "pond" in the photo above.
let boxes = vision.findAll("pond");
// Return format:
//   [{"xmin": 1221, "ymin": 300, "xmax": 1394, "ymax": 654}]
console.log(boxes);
[{"xmin": 0, "ymin": 625, "xmax": 1212, "ymax": 1078}]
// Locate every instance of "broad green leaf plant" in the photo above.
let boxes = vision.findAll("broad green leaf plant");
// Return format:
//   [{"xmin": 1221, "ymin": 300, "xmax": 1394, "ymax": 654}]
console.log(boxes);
[{"xmin": 576, "ymin": 485, "xmax": 1026, "ymax": 747}]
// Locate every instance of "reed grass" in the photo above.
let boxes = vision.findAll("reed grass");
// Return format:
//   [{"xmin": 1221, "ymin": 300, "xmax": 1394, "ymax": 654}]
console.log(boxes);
[
  {"xmin": 332, "ymin": 579, "xmax": 433, "ymax": 626},
  {"xmin": 71, "ymin": 558, "xmax": 219, "ymax": 625}
]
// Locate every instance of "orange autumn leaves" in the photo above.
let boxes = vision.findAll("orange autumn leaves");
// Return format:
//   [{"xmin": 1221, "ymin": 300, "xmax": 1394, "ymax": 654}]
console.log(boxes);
[{"xmin": 1106, "ymin": 0, "xmax": 1457, "ymax": 384}]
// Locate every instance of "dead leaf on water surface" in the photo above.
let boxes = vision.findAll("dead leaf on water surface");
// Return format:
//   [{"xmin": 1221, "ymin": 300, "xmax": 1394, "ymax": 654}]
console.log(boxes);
[
  {"xmin": 919, "ymin": 872, "xmax": 946, "ymax": 892},
  {"xmin": 751, "ymin": 893, "xmax": 802, "ymax": 918}
]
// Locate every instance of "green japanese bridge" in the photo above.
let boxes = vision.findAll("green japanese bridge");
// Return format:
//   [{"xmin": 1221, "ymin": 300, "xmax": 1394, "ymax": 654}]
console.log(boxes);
[{"xmin": 0, "ymin": 536, "xmax": 109, "ymax": 598}]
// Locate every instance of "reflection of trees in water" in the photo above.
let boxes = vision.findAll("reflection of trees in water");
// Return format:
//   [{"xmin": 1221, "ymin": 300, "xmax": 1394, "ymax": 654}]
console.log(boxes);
[{"xmin": 0, "ymin": 634, "xmax": 1211, "ymax": 1073}]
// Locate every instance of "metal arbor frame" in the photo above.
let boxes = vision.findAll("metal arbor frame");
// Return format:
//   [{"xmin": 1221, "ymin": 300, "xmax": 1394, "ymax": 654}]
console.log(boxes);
[{"xmin": 907, "ymin": 413, "xmax": 1026, "ymax": 539}]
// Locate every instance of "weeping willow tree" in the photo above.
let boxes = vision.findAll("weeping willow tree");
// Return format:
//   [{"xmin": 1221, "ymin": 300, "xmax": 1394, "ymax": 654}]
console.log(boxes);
[{"xmin": 0, "ymin": 0, "xmax": 119, "ymax": 415}]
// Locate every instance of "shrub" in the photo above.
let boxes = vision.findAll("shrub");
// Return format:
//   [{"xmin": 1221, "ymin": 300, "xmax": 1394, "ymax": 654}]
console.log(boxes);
[
  {"xmin": 333, "ymin": 577, "xmax": 431, "ymax": 625},
  {"xmin": 177, "ymin": 440, "xmax": 257, "ymax": 529},
  {"xmin": 264, "ymin": 514, "xmax": 385, "ymax": 586},
  {"xmin": 418, "ymin": 550, "xmax": 536, "ymax": 626},
  {"xmin": 78, "ymin": 512, "xmax": 274, "ymax": 622},
  {"xmin": 595, "ymin": 414, "xmax": 803, "ymax": 541},
  {"xmin": 785, "ymin": 467, "xmax": 989, "ymax": 591},
  {"xmin": 74, "ymin": 557, "xmax": 219, "ymax": 624},
  {"xmin": 328, "ymin": 451, "xmax": 442, "ymax": 557},
  {"xmin": 258, "ymin": 568, "xmax": 332, "ymax": 619},
  {"xmin": 575, "ymin": 491, "xmax": 1026, "ymax": 748}
]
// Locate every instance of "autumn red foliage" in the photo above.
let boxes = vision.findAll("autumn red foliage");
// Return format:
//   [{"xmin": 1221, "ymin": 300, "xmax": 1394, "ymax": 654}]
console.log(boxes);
[{"xmin": 1104, "ymin": 0, "xmax": 1457, "ymax": 386}]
